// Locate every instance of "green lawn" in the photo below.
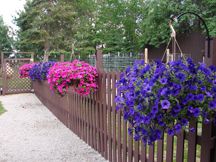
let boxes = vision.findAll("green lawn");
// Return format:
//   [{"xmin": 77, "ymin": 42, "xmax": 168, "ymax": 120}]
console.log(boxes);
[{"xmin": 0, "ymin": 101, "xmax": 6, "ymax": 115}]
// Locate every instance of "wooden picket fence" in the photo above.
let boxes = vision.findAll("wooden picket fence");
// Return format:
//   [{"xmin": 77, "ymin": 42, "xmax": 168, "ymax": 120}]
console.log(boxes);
[
  {"xmin": 33, "ymin": 72, "xmax": 216, "ymax": 162},
  {"xmin": 32, "ymin": 48, "xmax": 216, "ymax": 162}
]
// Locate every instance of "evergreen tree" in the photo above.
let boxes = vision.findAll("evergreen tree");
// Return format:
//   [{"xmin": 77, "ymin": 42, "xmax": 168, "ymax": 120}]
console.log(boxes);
[{"xmin": 0, "ymin": 16, "xmax": 12, "ymax": 52}]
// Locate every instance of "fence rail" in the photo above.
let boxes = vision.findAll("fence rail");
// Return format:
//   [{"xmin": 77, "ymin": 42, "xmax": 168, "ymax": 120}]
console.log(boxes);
[{"xmin": 33, "ymin": 72, "xmax": 216, "ymax": 162}]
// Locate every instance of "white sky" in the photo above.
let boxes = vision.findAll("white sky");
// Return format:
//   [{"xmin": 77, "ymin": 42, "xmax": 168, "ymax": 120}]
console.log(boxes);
[{"xmin": 0, "ymin": 0, "xmax": 26, "ymax": 30}]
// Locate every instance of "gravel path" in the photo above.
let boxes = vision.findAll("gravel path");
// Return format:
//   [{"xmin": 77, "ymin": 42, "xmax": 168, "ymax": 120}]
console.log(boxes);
[{"xmin": 0, "ymin": 93, "xmax": 108, "ymax": 162}]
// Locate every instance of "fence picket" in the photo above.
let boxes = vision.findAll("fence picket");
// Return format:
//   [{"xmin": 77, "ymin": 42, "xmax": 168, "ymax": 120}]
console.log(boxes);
[
  {"xmin": 188, "ymin": 120, "xmax": 197, "ymax": 162},
  {"xmin": 140, "ymin": 143, "xmax": 147, "ymax": 162},
  {"xmin": 166, "ymin": 134, "xmax": 174, "ymax": 162},
  {"xmin": 83, "ymin": 97, "xmax": 86, "ymax": 140},
  {"xmin": 103, "ymin": 73, "xmax": 108, "ymax": 159},
  {"xmin": 200, "ymin": 123, "xmax": 212, "ymax": 162},
  {"xmin": 122, "ymin": 118, "xmax": 127, "ymax": 162},
  {"xmin": 84, "ymin": 96, "xmax": 87, "ymax": 142},
  {"xmin": 116, "ymin": 72, "xmax": 122, "ymax": 162},
  {"xmin": 107, "ymin": 73, "xmax": 112, "ymax": 161},
  {"xmin": 80, "ymin": 96, "xmax": 83, "ymax": 139},
  {"xmin": 157, "ymin": 137, "xmax": 163, "ymax": 162},
  {"xmin": 74, "ymin": 94, "xmax": 77, "ymax": 134},
  {"xmin": 94, "ymin": 93, "xmax": 98, "ymax": 150},
  {"xmin": 89, "ymin": 93, "xmax": 93, "ymax": 148},
  {"xmin": 149, "ymin": 145, "xmax": 155, "ymax": 162},
  {"xmin": 128, "ymin": 132, "xmax": 133, "ymax": 162},
  {"xmin": 176, "ymin": 131, "xmax": 184, "ymax": 162},
  {"xmin": 134, "ymin": 141, "xmax": 139, "ymax": 162},
  {"xmin": 112, "ymin": 72, "xmax": 117, "ymax": 162}
]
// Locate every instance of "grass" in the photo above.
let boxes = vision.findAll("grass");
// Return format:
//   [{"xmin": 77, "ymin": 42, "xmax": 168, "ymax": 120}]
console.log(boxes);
[{"xmin": 0, "ymin": 101, "xmax": 6, "ymax": 115}]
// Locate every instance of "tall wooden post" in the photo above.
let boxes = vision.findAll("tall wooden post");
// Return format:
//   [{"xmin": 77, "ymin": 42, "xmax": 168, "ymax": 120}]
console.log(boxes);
[
  {"xmin": 204, "ymin": 38, "xmax": 216, "ymax": 66},
  {"xmin": 96, "ymin": 49, "xmax": 104, "ymax": 73},
  {"xmin": 30, "ymin": 53, "xmax": 34, "ymax": 63},
  {"xmin": 205, "ymin": 37, "xmax": 216, "ymax": 162},
  {"xmin": 144, "ymin": 48, "xmax": 148, "ymax": 64},
  {"xmin": 95, "ymin": 49, "xmax": 104, "ymax": 103},
  {"xmin": 60, "ymin": 54, "xmax": 64, "ymax": 62},
  {"xmin": 1, "ymin": 52, "xmax": 3, "ymax": 68},
  {"xmin": 1, "ymin": 52, "xmax": 4, "ymax": 95}
]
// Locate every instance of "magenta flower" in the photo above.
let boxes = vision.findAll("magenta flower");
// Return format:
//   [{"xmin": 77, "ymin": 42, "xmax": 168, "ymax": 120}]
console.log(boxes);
[
  {"xmin": 19, "ymin": 63, "xmax": 35, "ymax": 78},
  {"xmin": 47, "ymin": 60, "xmax": 98, "ymax": 96}
]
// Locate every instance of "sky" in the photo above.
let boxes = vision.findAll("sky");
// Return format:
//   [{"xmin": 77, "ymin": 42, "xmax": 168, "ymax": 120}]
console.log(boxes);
[{"xmin": 0, "ymin": 0, "xmax": 26, "ymax": 30}]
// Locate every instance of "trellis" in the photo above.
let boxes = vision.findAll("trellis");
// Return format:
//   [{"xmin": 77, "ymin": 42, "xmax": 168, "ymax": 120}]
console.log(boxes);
[{"xmin": 1, "ymin": 52, "xmax": 34, "ymax": 95}]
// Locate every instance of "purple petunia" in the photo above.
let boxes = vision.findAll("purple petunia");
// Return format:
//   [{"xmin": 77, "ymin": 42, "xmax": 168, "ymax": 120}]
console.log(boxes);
[
  {"xmin": 209, "ymin": 100, "xmax": 216, "ymax": 109},
  {"xmin": 174, "ymin": 124, "xmax": 182, "ymax": 133},
  {"xmin": 160, "ymin": 88, "xmax": 168, "ymax": 96},
  {"xmin": 167, "ymin": 129, "xmax": 175, "ymax": 136},
  {"xmin": 116, "ymin": 58, "xmax": 216, "ymax": 145},
  {"xmin": 195, "ymin": 94, "xmax": 204, "ymax": 102},
  {"xmin": 161, "ymin": 100, "xmax": 171, "ymax": 110},
  {"xmin": 160, "ymin": 78, "xmax": 167, "ymax": 84},
  {"xmin": 176, "ymin": 72, "xmax": 186, "ymax": 82},
  {"xmin": 189, "ymin": 128, "xmax": 195, "ymax": 133}
]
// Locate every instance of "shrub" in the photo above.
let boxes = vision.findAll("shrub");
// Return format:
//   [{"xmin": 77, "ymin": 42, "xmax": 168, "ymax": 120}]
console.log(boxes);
[
  {"xmin": 115, "ymin": 58, "xmax": 216, "ymax": 145},
  {"xmin": 47, "ymin": 60, "xmax": 98, "ymax": 96}
]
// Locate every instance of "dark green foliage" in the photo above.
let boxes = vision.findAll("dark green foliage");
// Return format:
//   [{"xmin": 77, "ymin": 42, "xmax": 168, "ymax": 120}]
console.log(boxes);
[
  {"xmin": 15, "ymin": 0, "xmax": 216, "ymax": 59},
  {"xmin": 0, "ymin": 16, "xmax": 12, "ymax": 52}
]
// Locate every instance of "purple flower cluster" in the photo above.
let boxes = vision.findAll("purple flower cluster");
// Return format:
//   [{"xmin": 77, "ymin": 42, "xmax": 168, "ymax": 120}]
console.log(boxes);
[
  {"xmin": 29, "ymin": 61, "xmax": 55, "ymax": 81},
  {"xmin": 115, "ymin": 58, "xmax": 216, "ymax": 145}
]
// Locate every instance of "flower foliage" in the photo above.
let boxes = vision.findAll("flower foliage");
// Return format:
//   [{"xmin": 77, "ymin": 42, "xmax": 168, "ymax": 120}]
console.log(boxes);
[
  {"xmin": 47, "ymin": 60, "xmax": 98, "ymax": 96},
  {"xmin": 115, "ymin": 58, "xmax": 216, "ymax": 145},
  {"xmin": 29, "ymin": 61, "xmax": 55, "ymax": 81},
  {"xmin": 19, "ymin": 63, "xmax": 35, "ymax": 78}
]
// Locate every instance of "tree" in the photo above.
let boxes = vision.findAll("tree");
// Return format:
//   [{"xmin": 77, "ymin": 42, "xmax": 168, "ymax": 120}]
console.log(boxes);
[
  {"xmin": 0, "ymin": 16, "xmax": 12, "ymax": 52},
  {"xmin": 201, "ymin": 0, "xmax": 216, "ymax": 36},
  {"xmin": 15, "ymin": 0, "xmax": 216, "ymax": 59},
  {"xmin": 15, "ymin": 0, "xmax": 78, "ymax": 60}
]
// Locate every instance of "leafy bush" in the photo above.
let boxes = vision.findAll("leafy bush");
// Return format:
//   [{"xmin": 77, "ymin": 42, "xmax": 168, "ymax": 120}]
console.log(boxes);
[{"xmin": 115, "ymin": 58, "xmax": 216, "ymax": 145}]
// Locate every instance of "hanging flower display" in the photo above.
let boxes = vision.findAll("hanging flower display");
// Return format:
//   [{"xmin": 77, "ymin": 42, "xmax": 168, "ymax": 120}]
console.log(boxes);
[
  {"xmin": 29, "ymin": 61, "xmax": 55, "ymax": 81},
  {"xmin": 115, "ymin": 58, "xmax": 216, "ymax": 145},
  {"xmin": 19, "ymin": 63, "xmax": 35, "ymax": 78},
  {"xmin": 47, "ymin": 60, "xmax": 98, "ymax": 96}
]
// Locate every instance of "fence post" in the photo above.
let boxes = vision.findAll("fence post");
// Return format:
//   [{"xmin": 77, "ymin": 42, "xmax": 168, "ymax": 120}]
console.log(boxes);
[
  {"xmin": 30, "ymin": 53, "xmax": 34, "ymax": 62},
  {"xmin": 144, "ymin": 48, "xmax": 149, "ymax": 64},
  {"xmin": 204, "ymin": 38, "xmax": 216, "ymax": 66},
  {"xmin": 60, "ymin": 54, "xmax": 64, "ymax": 62},
  {"xmin": 2, "ymin": 60, "xmax": 6, "ymax": 95},
  {"xmin": 96, "ymin": 49, "xmax": 104, "ymax": 73},
  {"xmin": 204, "ymin": 37, "xmax": 216, "ymax": 162},
  {"xmin": 95, "ymin": 49, "xmax": 104, "ymax": 101},
  {"xmin": 1, "ymin": 52, "xmax": 4, "ymax": 95}
]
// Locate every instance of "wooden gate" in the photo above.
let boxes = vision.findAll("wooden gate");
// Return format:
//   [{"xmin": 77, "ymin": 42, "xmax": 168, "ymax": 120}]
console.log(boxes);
[{"xmin": 1, "ymin": 52, "xmax": 34, "ymax": 95}]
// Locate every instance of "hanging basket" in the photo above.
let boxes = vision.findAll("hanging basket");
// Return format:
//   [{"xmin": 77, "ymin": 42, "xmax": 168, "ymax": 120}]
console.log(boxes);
[{"xmin": 115, "ymin": 58, "xmax": 216, "ymax": 145}]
